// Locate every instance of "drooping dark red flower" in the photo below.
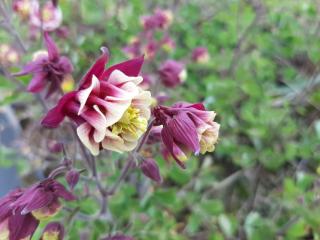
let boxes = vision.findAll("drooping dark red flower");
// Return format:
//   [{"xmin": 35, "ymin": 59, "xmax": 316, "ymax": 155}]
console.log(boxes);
[
  {"xmin": 40, "ymin": 222, "xmax": 64, "ymax": 240},
  {"xmin": 158, "ymin": 60, "xmax": 187, "ymax": 88},
  {"xmin": 14, "ymin": 32, "xmax": 73, "ymax": 97},
  {"xmin": 41, "ymin": 48, "xmax": 152, "ymax": 155},
  {"xmin": 153, "ymin": 102, "xmax": 220, "ymax": 168},
  {"xmin": 0, "ymin": 189, "xmax": 39, "ymax": 240},
  {"xmin": 191, "ymin": 47, "xmax": 210, "ymax": 63},
  {"xmin": 11, "ymin": 178, "xmax": 76, "ymax": 220}
]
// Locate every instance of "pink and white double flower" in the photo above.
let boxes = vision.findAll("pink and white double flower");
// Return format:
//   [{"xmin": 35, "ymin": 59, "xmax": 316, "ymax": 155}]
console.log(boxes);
[{"xmin": 42, "ymin": 48, "xmax": 152, "ymax": 155}]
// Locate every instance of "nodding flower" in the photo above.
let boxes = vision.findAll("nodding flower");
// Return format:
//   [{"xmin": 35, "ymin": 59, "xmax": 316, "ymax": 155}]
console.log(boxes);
[
  {"xmin": 191, "ymin": 47, "xmax": 210, "ymax": 63},
  {"xmin": 41, "ymin": 47, "xmax": 152, "ymax": 156},
  {"xmin": 158, "ymin": 60, "xmax": 187, "ymax": 88},
  {"xmin": 40, "ymin": 222, "xmax": 64, "ymax": 240},
  {"xmin": 153, "ymin": 102, "xmax": 220, "ymax": 168},
  {"xmin": 14, "ymin": 32, "xmax": 73, "ymax": 98}
]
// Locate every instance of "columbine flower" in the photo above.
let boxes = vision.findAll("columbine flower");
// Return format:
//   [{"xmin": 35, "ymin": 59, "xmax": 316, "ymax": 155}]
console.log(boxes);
[
  {"xmin": 11, "ymin": 178, "xmax": 76, "ymax": 221},
  {"xmin": 158, "ymin": 60, "xmax": 187, "ymax": 88},
  {"xmin": 140, "ymin": 9, "xmax": 173, "ymax": 31},
  {"xmin": 14, "ymin": 32, "xmax": 73, "ymax": 97},
  {"xmin": 122, "ymin": 37, "xmax": 141, "ymax": 59},
  {"xmin": 30, "ymin": 0, "xmax": 62, "ymax": 31},
  {"xmin": 161, "ymin": 36, "xmax": 175, "ymax": 52},
  {"xmin": 41, "ymin": 222, "xmax": 64, "ymax": 240},
  {"xmin": 12, "ymin": 0, "xmax": 33, "ymax": 20},
  {"xmin": 0, "ymin": 44, "xmax": 20, "ymax": 66},
  {"xmin": 0, "ymin": 189, "xmax": 39, "ymax": 240},
  {"xmin": 144, "ymin": 40, "xmax": 158, "ymax": 60},
  {"xmin": 153, "ymin": 102, "xmax": 220, "ymax": 168},
  {"xmin": 41, "ymin": 48, "xmax": 152, "ymax": 155},
  {"xmin": 191, "ymin": 47, "xmax": 210, "ymax": 63}
]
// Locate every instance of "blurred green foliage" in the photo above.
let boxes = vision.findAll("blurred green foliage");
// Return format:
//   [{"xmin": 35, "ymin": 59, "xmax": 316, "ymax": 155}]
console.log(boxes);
[{"xmin": 1, "ymin": 0, "xmax": 320, "ymax": 239}]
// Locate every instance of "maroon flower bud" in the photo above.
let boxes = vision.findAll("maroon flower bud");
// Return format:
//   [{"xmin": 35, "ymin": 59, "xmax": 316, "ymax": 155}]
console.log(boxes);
[
  {"xmin": 140, "ymin": 158, "xmax": 162, "ymax": 183},
  {"xmin": 66, "ymin": 169, "xmax": 80, "ymax": 190},
  {"xmin": 47, "ymin": 139, "xmax": 63, "ymax": 153},
  {"xmin": 41, "ymin": 221, "xmax": 64, "ymax": 240},
  {"xmin": 191, "ymin": 47, "xmax": 210, "ymax": 63},
  {"xmin": 159, "ymin": 60, "xmax": 187, "ymax": 88}
]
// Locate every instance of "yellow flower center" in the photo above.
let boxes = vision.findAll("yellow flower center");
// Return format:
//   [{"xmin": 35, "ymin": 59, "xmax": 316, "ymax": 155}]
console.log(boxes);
[
  {"xmin": 42, "ymin": 8, "xmax": 54, "ymax": 22},
  {"xmin": 111, "ymin": 106, "xmax": 147, "ymax": 139},
  {"xmin": 42, "ymin": 231, "xmax": 60, "ymax": 240}
]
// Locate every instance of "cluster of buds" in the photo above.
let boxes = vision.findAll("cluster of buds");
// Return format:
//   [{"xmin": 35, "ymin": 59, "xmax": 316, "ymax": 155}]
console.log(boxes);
[
  {"xmin": 0, "ymin": 178, "xmax": 75, "ymax": 240},
  {"xmin": 13, "ymin": 0, "xmax": 63, "ymax": 32}
]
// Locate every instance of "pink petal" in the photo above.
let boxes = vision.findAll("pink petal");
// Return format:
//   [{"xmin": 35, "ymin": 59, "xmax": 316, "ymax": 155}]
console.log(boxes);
[
  {"xmin": 101, "ymin": 55, "xmax": 144, "ymax": 80},
  {"xmin": 107, "ymin": 69, "xmax": 143, "ymax": 86},
  {"xmin": 44, "ymin": 32, "xmax": 59, "ymax": 61},
  {"xmin": 79, "ymin": 47, "xmax": 109, "ymax": 89},
  {"xmin": 77, "ymin": 123, "xmax": 100, "ymax": 155}
]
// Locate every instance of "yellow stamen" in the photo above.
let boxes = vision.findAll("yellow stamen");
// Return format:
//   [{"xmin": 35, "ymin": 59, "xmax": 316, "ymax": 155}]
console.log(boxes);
[
  {"xmin": 111, "ymin": 106, "xmax": 147, "ymax": 139},
  {"xmin": 42, "ymin": 231, "xmax": 60, "ymax": 240}
]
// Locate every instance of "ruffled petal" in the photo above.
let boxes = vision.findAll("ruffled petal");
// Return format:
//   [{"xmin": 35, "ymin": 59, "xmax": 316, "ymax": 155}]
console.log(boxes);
[
  {"xmin": 26, "ymin": 73, "xmax": 47, "ymax": 93},
  {"xmin": 77, "ymin": 123, "xmax": 100, "ymax": 155}
]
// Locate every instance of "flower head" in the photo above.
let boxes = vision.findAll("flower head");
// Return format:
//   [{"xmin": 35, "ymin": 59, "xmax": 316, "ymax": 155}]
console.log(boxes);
[
  {"xmin": 41, "ymin": 222, "xmax": 64, "ymax": 240},
  {"xmin": 0, "ymin": 189, "xmax": 39, "ymax": 240},
  {"xmin": 122, "ymin": 37, "xmax": 141, "ymax": 59},
  {"xmin": 191, "ymin": 47, "xmax": 210, "ymax": 63},
  {"xmin": 12, "ymin": 0, "xmax": 34, "ymax": 20},
  {"xmin": 153, "ymin": 102, "xmax": 219, "ymax": 168},
  {"xmin": 159, "ymin": 60, "xmax": 187, "ymax": 88},
  {"xmin": 140, "ymin": 9, "xmax": 173, "ymax": 31},
  {"xmin": 11, "ymin": 178, "xmax": 76, "ymax": 220},
  {"xmin": 14, "ymin": 32, "xmax": 73, "ymax": 97},
  {"xmin": 30, "ymin": 0, "xmax": 62, "ymax": 31},
  {"xmin": 0, "ymin": 44, "xmax": 20, "ymax": 66},
  {"xmin": 42, "ymin": 48, "xmax": 152, "ymax": 155}
]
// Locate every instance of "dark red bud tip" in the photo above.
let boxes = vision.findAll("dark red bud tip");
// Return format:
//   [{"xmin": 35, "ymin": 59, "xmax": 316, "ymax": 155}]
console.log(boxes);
[
  {"xmin": 66, "ymin": 170, "xmax": 80, "ymax": 190},
  {"xmin": 140, "ymin": 158, "xmax": 162, "ymax": 183}
]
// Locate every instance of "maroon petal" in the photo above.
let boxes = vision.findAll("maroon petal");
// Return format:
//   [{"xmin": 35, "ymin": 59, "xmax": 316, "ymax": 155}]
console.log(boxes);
[
  {"xmin": 44, "ymin": 32, "xmax": 60, "ymax": 61},
  {"xmin": 79, "ymin": 47, "xmax": 109, "ymax": 89},
  {"xmin": 13, "ymin": 61, "xmax": 43, "ymax": 76},
  {"xmin": 21, "ymin": 189, "xmax": 54, "ymax": 214},
  {"xmin": 101, "ymin": 55, "xmax": 144, "ymax": 80},
  {"xmin": 41, "ymin": 91, "xmax": 77, "ymax": 128},
  {"xmin": 9, "ymin": 214, "xmax": 39, "ymax": 240},
  {"xmin": 53, "ymin": 182, "xmax": 77, "ymax": 201},
  {"xmin": 27, "ymin": 73, "xmax": 47, "ymax": 93},
  {"xmin": 140, "ymin": 158, "xmax": 162, "ymax": 183},
  {"xmin": 169, "ymin": 112, "xmax": 200, "ymax": 153}
]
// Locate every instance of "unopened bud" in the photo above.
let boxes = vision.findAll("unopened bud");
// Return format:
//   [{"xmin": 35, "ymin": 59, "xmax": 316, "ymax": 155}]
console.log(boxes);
[
  {"xmin": 66, "ymin": 170, "xmax": 80, "ymax": 190},
  {"xmin": 140, "ymin": 158, "xmax": 162, "ymax": 183},
  {"xmin": 41, "ymin": 222, "xmax": 64, "ymax": 240}
]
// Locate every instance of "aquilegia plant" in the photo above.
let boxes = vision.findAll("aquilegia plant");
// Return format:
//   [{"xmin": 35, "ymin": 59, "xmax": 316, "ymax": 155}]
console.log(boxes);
[{"xmin": 0, "ymin": 1, "xmax": 219, "ymax": 239}]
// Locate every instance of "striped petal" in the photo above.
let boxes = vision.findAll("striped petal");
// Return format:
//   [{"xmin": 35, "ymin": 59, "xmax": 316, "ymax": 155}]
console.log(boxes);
[{"xmin": 77, "ymin": 123, "xmax": 100, "ymax": 156}]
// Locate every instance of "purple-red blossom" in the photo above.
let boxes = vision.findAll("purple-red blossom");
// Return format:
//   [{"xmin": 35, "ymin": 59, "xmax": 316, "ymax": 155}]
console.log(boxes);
[
  {"xmin": 153, "ymin": 102, "xmax": 220, "ymax": 168},
  {"xmin": 192, "ymin": 47, "xmax": 210, "ymax": 63},
  {"xmin": 0, "ymin": 189, "xmax": 39, "ymax": 240},
  {"xmin": 41, "ymin": 48, "xmax": 152, "ymax": 155},
  {"xmin": 11, "ymin": 178, "xmax": 76, "ymax": 220},
  {"xmin": 30, "ymin": 0, "xmax": 62, "ymax": 31},
  {"xmin": 14, "ymin": 32, "xmax": 73, "ymax": 97},
  {"xmin": 141, "ymin": 9, "xmax": 173, "ymax": 31},
  {"xmin": 159, "ymin": 60, "xmax": 187, "ymax": 88},
  {"xmin": 41, "ymin": 222, "xmax": 64, "ymax": 240},
  {"xmin": 140, "ymin": 158, "xmax": 162, "ymax": 183}
]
